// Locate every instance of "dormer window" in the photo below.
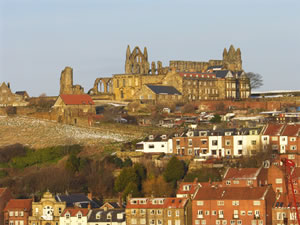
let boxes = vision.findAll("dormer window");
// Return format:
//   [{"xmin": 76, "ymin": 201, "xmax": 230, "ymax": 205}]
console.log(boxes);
[
  {"xmin": 131, "ymin": 200, "xmax": 137, "ymax": 204},
  {"xmin": 66, "ymin": 213, "xmax": 70, "ymax": 219},
  {"xmin": 161, "ymin": 135, "xmax": 167, "ymax": 140},
  {"xmin": 77, "ymin": 213, "xmax": 82, "ymax": 219},
  {"xmin": 149, "ymin": 135, "xmax": 154, "ymax": 140},
  {"xmin": 107, "ymin": 214, "xmax": 112, "ymax": 220},
  {"xmin": 96, "ymin": 213, "xmax": 101, "ymax": 219}
]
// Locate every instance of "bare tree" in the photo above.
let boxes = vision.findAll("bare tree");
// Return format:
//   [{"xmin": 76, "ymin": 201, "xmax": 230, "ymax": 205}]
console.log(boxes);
[{"xmin": 246, "ymin": 72, "xmax": 263, "ymax": 89}]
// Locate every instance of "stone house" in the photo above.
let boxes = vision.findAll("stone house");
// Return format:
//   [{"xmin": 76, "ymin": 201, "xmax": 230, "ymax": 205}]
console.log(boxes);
[
  {"xmin": 0, "ymin": 83, "xmax": 29, "ymax": 107},
  {"xmin": 0, "ymin": 188, "xmax": 12, "ymax": 225},
  {"xmin": 134, "ymin": 84, "xmax": 182, "ymax": 104},
  {"xmin": 126, "ymin": 197, "xmax": 192, "ymax": 225},
  {"xmin": 192, "ymin": 186, "xmax": 276, "ymax": 225},
  {"xmin": 28, "ymin": 192, "xmax": 66, "ymax": 225},
  {"xmin": 3, "ymin": 199, "xmax": 33, "ymax": 225},
  {"xmin": 53, "ymin": 94, "xmax": 95, "ymax": 125}
]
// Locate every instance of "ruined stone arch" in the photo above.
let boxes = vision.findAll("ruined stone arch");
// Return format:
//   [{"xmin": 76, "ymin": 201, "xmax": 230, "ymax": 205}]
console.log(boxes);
[{"xmin": 88, "ymin": 78, "xmax": 113, "ymax": 95}]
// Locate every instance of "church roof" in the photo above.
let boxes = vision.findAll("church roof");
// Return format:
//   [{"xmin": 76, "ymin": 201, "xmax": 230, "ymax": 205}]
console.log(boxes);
[{"xmin": 146, "ymin": 85, "xmax": 182, "ymax": 95}]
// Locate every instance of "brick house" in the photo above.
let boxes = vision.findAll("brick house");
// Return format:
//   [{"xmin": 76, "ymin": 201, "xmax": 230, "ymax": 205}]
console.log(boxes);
[
  {"xmin": 192, "ymin": 186, "xmax": 276, "ymax": 225},
  {"xmin": 126, "ymin": 197, "xmax": 192, "ymax": 225},
  {"xmin": 3, "ymin": 199, "xmax": 32, "ymax": 225},
  {"xmin": 0, "ymin": 188, "xmax": 12, "ymax": 225}
]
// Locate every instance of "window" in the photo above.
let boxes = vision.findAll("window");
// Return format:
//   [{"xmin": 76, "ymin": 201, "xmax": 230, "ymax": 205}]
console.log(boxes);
[
  {"xmin": 197, "ymin": 201, "xmax": 204, "ymax": 206},
  {"xmin": 238, "ymin": 140, "xmax": 243, "ymax": 145},
  {"xmin": 251, "ymin": 140, "xmax": 257, "ymax": 145},
  {"xmin": 216, "ymin": 220, "xmax": 220, "ymax": 225},
  {"xmin": 150, "ymin": 210, "xmax": 155, "ymax": 215},
  {"xmin": 248, "ymin": 211, "xmax": 253, "ymax": 216},
  {"xmin": 290, "ymin": 137, "xmax": 296, "ymax": 142},
  {"xmin": 20, "ymin": 222, "xmax": 23, "ymax": 225},
  {"xmin": 272, "ymin": 137, "xmax": 278, "ymax": 141},
  {"xmin": 212, "ymin": 210, "xmax": 217, "ymax": 216},
  {"xmin": 77, "ymin": 213, "xmax": 82, "ymax": 219},
  {"xmin": 131, "ymin": 209, "xmax": 136, "ymax": 215},
  {"xmin": 188, "ymin": 139, "xmax": 193, "ymax": 146},
  {"xmin": 197, "ymin": 210, "xmax": 203, "ymax": 218},
  {"xmin": 201, "ymin": 220, "xmax": 206, "ymax": 225},
  {"xmin": 15, "ymin": 211, "xmax": 18, "ymax": 217},
  {"xmin": 157, "ymin": 220, "xmax": 162, "ymax": 225},
  {"xmin": 232, "ymin": 201, "xmax": 239, "ymax": 206},
  {"xmin": 149, "ymin": 144, "xmax": 154, "ymax": 149},
  {"xmin": 276, "ymin": 178, "xmax": 282, "ymax": 184},
  {"xmin": 291, "ymin": 145, "xmax": 297, "ymax": 150},
  {"xmin": 247, "ymin": 180, "xmax": 253, "ymax": 186},
  {"xmin": 9, "ymin": 211, "xmax": 13, "ymax": 217},
  {"xmin": 226, "ymin": 140, "xmax": 231, "ymax": 146},
  {"xmin": 20, "ymin": 211, "xmax": 24, "ymax": 217},
  {"xmin": 230, "ymin": 221, "xmax": 236, "ymax": 225},
  {"xmin": 212, "ymin": 140, "xmax": 218, "ymax": 146},
  {"xmin": 168, "ymin": 210, "xmax": 172, "ymax": 217},
  {"xmin": 240, "ymin": 211, "xmax": 246, "ymax": 216},
  {"xmin": 175, "ymin": 220, "xmax": 180, "ymax": 225},
  {"xmin": 253, "ymin": 201, "xmax": 261, "ymax": 206},
  {"xmin": 233, "ymin": 180, "xmax": 239, "ymax": 184},
  {"xmin": 237, "ymin": 221, "xmax": 242, "ymax": 225},
  {"xmin": 66, "ymin": 214, "xmax": 70, "ymax": 219},
  {"xmin": 168, "ymin": 220, "xmax": 172, "ymax": 225},
  {"xmin": 205, "ymin": 211, "xmax": 210, "ymax": 216},
  {"xmin": 140, "ymin": 209, "xmax": 146, "ymax": 214},
  {"xmin": 226, "ymin": 180, "xmax": 231, "ymax": 185},
  {"xmin": 222, "ymin": 221, "xmax": 227, "ymax": 225},
  {"xmin": 131, "ymin": 219, "xmax": 137, "ymax": 224},
  {"xmin": 176, "ymin": 210, "xmax": 180, "ymax": 216},
  {"xmin": 217, "ymin": 201, "xmax": 224, "ymax": 206},
  {"xmin": 9, "ymin": 222, "xmax": 13, "ymax": 225},
  {"xmin": 140, "ymin": 219, "xmax": 146, "ymax": 224},
  {"xmin": 157, "ymin": 210, "xmax": 162, "ymax": 215}
]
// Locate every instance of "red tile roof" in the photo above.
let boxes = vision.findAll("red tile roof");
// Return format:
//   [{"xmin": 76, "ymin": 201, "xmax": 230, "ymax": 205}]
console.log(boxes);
[
  {"xmin": 60, "ymin": 94, "xmax": 94, "ymax": 105},
  {"xmin": 126, "ymin": 198, "xmax": 188, "ymax": 209},
  {"xmin": 194, "ymin": 186, "xmax": 270, "ymax": 200},
  {"xmin": 281, "ymin": 124, "xmax": 300, "ymax": 136},
  {"xmin": 263, "ymin": 124, "xmax": 284, "ymax": 136},
  {"xmin": 177, "ymin": 182, "xmax": 200, "ymax": 195},
  {"xmin": 223, "ymin": 168, "xmax": 261, "ymax": 180},
  {"xmin": 61, "ymin": 208, "xmax": 89, "ymax": 217},
  {"xmin": 4, "ymin": 199, "xmax": 32, "ymax": 211}
]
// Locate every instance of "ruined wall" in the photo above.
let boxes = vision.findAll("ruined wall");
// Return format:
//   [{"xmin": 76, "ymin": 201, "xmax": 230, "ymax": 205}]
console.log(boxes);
[
  {"xmin": 197, "ymin": 97, "xmax": 300, "ymax": 111},
  {"xmin": 59, "ymin": 66, "xmax": 84, "ymax": 95}
]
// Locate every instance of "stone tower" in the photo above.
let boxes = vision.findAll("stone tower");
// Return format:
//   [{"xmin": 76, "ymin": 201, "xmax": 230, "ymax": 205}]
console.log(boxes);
[
  {"xmin": 125, "ymin": 45, "xmax": 150, "ymax": 74},
  {"xmin": 60, "ymin": 66, "xmax": 74, "ymax": 95},
  {"xmin": 223, "ymin": 45, "xmax": 242, "ymax": 71}
]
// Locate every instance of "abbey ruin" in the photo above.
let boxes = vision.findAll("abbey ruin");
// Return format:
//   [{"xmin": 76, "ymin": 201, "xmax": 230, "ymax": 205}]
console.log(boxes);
[{"xmin": 59, "ymin": 45, "xmax": 250, "ymax": 103}]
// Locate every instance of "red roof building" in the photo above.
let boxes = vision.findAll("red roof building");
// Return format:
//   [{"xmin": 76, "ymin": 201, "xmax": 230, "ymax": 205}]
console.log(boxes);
[
  {"xmin": 192, "ymin": 186, "xmax": 275, "ymax": 225},
  {"xmin": 0, "ymin": 188, "xmax": 12, "ymax": 225},
  {"xmin": 3, "ymin": 199, "xmax": 32, "ymax": 225}
]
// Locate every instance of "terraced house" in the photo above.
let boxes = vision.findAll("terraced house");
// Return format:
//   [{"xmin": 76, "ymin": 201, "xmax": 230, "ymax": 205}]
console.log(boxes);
[{"xmin": 126, "ymin": 197, "xmax": 192, "ymax": 225}]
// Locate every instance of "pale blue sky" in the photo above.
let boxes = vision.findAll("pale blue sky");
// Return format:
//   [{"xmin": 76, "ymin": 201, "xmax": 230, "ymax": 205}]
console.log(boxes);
[{"xmin": 1, "ymin": 0, "xmax": 299, "ymax": 96}]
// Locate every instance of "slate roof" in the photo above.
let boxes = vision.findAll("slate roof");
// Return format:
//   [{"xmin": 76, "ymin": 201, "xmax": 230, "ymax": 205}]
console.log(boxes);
[
  {"xmin": 100, "ymin": 202, "xmax": 125, "ymax": 209},
  {"xmin": 223, "ymin": 168, "xmax": 262, "ymax": 180},
  {"xmin": 56, "ymin": 193, "xmax": 100, "ymax": 208},
  {"xmin": 214, "ymin": 70, "xmax": 230, "ymax": 78},
  {"xmin": 207, "ymin": 65, "xmax": 223, "ymax": 70},
  {"xmin": 146, "ymin": 85, "xmax": 182, "ymax": 95},
  {"xmin": 194, "ymin": 186, "xmax": 270, "ymax": 200},
  {"xmin": 4, "ymin": 199, "xmax": 32, "ymax": 211},
  {"xmin": 60, "ymin": 94, "xmax": 94, "ymax": 105},
  {"xmin": 88, "ymin": 209, "xmax": 126, "ymax": 223}
]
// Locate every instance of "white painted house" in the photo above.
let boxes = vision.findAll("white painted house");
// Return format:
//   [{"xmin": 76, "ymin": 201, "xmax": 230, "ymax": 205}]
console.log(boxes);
[
  {"xmin": 60, "ymin": 208, "xmax": 89, "ymax": 225},
  {"xmin": 135, "ymin": 134, "xmax": 173, "ymax": 154}
]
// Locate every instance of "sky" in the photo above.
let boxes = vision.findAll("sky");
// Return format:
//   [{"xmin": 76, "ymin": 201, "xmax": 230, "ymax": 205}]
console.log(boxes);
[{"xmin": 0, "ymin": 0, "xmax": 299, "ymax": 97}]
